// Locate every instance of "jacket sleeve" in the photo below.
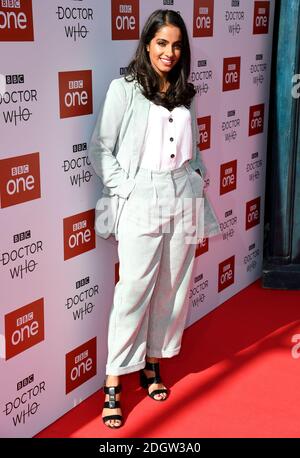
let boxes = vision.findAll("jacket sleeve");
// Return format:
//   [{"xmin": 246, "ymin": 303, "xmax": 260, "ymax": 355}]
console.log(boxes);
[
  {"xmin": 88, "ymin": 78, "xmax": 135, "ymax": 198},
  {"xmin": 188, "ymin": 96, "xmax": 208, "ymax": 178}
]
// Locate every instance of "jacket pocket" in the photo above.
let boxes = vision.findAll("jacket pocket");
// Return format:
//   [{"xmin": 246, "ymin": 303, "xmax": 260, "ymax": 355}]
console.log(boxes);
[{"xmin": 189, "ymin": 169, "xmax": 205, "ymax": 197}]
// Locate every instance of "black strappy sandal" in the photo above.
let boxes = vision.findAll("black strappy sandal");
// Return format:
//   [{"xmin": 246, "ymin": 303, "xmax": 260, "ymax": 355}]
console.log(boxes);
[
  {"xmin": 139, "ymin": 361, "xmax": 168, "ymax": 401},
  {"xmin": 102, "ymin": 383, "xmax": 123, "ymax": 428}
]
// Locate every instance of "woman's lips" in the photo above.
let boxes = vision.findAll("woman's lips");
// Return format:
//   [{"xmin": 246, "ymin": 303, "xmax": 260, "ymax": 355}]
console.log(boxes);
[{"xmin": 160, "ymin": 58, "xmax": 173, "ymax": 66}]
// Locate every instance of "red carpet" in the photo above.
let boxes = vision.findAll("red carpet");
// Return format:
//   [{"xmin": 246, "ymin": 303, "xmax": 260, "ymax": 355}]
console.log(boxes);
[{"xmin": 36, "ymin": 279, "xmax": 300, "ymax": 438}]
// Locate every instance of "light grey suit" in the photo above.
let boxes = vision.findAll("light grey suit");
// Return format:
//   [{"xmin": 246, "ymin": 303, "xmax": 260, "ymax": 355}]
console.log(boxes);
[
  {"xmin": 88, "ymin": 77, "xmax": 220, "ymax": 240},
  {"xmin": 88, "ymin": 77, "xmax": 221, "ymax": 375}
]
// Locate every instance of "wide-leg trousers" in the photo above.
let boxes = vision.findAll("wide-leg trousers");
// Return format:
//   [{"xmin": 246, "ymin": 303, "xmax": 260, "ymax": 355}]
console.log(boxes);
[{"xmin": 105, "ymin": 160, "xmax": 205, "ymax": 375}]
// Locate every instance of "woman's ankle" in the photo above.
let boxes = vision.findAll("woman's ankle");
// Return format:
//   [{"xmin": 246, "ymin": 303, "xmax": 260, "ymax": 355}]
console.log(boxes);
[
  {"xmin": 105, "ymin": 374, "xmax": 120, "ymax": 386},
  {"xmin": 146, "ymin": 355, "xmax": 159, "ymax": 364}
]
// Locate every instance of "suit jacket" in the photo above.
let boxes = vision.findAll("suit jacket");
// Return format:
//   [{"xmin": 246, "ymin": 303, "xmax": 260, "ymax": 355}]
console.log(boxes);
[{"xmin": 88, "ymin": 76, "xmax": 221, "ymax": 240}]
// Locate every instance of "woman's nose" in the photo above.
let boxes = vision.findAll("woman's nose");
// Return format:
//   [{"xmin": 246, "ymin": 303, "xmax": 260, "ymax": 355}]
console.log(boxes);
[{"xmin": 165, "ymin": 46, "xmax": 174, "ymax": 57}]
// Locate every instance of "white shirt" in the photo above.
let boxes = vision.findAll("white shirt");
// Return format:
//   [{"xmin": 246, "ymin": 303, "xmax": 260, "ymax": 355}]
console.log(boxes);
[{"xmin": 139, "ymin": 101, "xmax": 193, "ymax": 171}]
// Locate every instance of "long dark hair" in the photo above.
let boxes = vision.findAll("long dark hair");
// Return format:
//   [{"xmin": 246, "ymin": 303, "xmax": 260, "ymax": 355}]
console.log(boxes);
[{"xmin": 124, "ymin": 9, "xmax": 196, "ymax": 110}]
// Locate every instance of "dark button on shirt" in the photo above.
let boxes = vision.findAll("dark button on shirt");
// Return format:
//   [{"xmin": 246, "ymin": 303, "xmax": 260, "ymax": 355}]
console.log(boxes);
[
  {"xmin": 170, "ymin": 154, "xmax": 175, "ymax": 158},
  {"xmin": 169, "ymin": 117, "xmax": 173, "ymax": 123},
  {"xmin": 170, "ymin": 137, "xmax": 174, "ymax": 142}
]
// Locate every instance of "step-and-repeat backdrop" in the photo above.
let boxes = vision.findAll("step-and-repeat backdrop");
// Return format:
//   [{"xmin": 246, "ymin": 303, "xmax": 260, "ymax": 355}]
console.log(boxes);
[{"xmin": 0, "ymin": 0, "xmax": 274, "ymax": 437}]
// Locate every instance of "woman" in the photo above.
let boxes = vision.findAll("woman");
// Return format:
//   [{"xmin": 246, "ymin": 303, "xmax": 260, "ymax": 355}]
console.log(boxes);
[{"xmin": 88, "ymin": 9, "xmax": 220, "ymax": 429}]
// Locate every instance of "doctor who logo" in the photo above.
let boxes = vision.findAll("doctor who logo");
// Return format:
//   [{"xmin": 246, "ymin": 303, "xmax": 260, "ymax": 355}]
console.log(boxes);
[
  {"xmin": 222, "ymin": 110, "xmax": 241, "ymax": 144},
  {"xmin": 0, "ymin": 0, "xmax": 34, "ymax": 41},
  {"xmin": 220, "ymin": 209, "xmax": 238, "ymax": 242},
  {"xmin": 244, "ymin": 243, "xmax": 260, "ymax": 274},
  {"xmin": 55, "ymin": 5, "xmax": 94, "ymax": 42},
  {"xmin": 224, "ymin": 2, "xmax": 245, "ymax": 37}
]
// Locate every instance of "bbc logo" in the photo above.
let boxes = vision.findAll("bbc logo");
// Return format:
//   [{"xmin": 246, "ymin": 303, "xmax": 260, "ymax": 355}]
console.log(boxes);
[
  {"xmin": 69, "ymin": 80, "xmax": 83, "ymax": 90},
  {"xmin": 76, "ymin": 276, "xmax": 90, "ymax": 289},
  {"xmin": 73, "ymin": 143, "xmax": 87, "ymax": 153},
  {"xmin": 17, "ymin": 374, "xmax": 34, "ymax": 391},
  {"xmin": 2, "ymin": 0, "xmax": 21, "ymax": 8},
  {"xmin": 13, "ymin": 230, "xmax": 31, "ymax": 243},
  {"xmin": 6, "ymin": 74, "xmax": 24, "ymax": 85}
]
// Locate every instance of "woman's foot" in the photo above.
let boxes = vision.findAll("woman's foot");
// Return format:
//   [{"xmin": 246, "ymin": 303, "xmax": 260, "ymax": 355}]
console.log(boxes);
[
  {"xmin": 102, "ymin": 375, "xmax": 123, "ymax": 428},
  {"xmin": 142, "ymin": 356, "xmax": 168, "ymax": 400}
]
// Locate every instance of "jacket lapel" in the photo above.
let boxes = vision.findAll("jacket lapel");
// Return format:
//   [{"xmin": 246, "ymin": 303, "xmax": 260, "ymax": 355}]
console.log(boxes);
[{"xmin": 128, "ymin": 85, "xmax": 150, "ymax": 179}]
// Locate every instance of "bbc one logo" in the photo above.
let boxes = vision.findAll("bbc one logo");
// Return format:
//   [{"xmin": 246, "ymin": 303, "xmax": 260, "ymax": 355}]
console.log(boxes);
[
  {"xmin": 246, "ymin": 197, "xmax": 260, "ymax": 230},
  {"xmin": 193, "ymin": 0, "xmax": 214, "ymax": 37},
  {"xmin": 249, "ymin": 103, "xmax": 264, "ymax": 136},
  {"xmin": 0, "ymin": 152, "xmax": 41, "ymax": 208},
  {"xmin": 0, "ymin": 0, "xmax": 34, "ymax": 41},
  {"xmin": 195, "ymin": 237, "xmax": 209, "ymax": 257},
  {"xmin": 63, "ymin": 209, "xmax": 95, "ymax": 260},
  {"xmin": 111, "ymin": 0, "xmax": 139, "ymax": 40},
  {"xmin": 223, "ymin": 57, "xmax": 241, "ymax": 92},
  {"xmin": 197, "ymin": 116, "xmax": 211, "ymax": 151},
  {"xmin": 65, "ymin": 337, "xmax": 97, "ymax": 394},
  {"xmin": 218, "ymin": 255, "xmax": 235, "ymax": 293},
  {"xmin": 5, "ymin": 298, "xmax": 44, "ymax": 360},
  {"xmin": 220, "ymin": 160, "xmax": 237, "ymax": 195},
  {"xmin": 58, "ymin": 70, "xmax": 93, "ymax": 119},
  {"xmin": 253, "ymin": 1, "xmax": 270, "ymax": 35}
]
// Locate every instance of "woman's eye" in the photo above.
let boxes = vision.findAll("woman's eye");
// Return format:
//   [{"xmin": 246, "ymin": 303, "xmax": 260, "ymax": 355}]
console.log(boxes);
[{"xmin": 157, "ymin": 42, "xmax": 181, "ymax": 49}]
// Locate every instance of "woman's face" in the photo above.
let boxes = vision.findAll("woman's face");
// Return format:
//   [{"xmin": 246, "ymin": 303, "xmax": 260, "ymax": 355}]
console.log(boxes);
[{"xmin": 146, "ymin": 24, "xmax": 182, "ymax": 80}]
